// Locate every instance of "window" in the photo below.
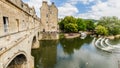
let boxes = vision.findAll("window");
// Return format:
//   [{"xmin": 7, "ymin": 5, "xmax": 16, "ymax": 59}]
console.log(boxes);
[
  {"xmin": 46, "ymin": 14, "xmax": 48, "ymax": 17},
  {"xmin": 3, "ymin": 16, "xmax": 9, "ymax": 32},
  {"xmin": 21, "ymin": 3, "xmax": 23, "ymax": 8},
  {"xmin": 16, "ymin": 19, "xmax": 19, "ymax": 31}
]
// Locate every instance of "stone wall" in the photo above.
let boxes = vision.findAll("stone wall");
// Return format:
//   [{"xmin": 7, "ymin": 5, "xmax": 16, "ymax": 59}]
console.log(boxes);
[{"xmin": 41, "ymin": 32, "xmax": 59, "ymax": 40}]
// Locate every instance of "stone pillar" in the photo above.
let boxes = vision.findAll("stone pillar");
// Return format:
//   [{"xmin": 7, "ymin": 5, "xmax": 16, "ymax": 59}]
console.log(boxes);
[{"xmin": 32, "ymin": 39, "xmax": 40, "ymax": 49}]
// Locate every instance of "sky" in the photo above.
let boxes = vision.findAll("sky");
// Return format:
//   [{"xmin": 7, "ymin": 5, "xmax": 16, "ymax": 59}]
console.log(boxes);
[{"xmin": 22, "ymin": 0, "xmax": 120, "ymax": 20}]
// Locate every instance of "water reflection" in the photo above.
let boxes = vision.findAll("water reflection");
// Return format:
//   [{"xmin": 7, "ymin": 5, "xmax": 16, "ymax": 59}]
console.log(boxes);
[
  {"xmin": 32, "ymin": 40, "xmax": 58, "ymax": 68},
  {"xmin": 32, "ymin": 36, "xmax": 118, "ymax": 68},
  {"xmin": 59, "ymin": 36, "xmax": 93, "ymax": 54},
  {"xmin": 109, "ymin": 38, "xmax": 120, "ymax": 45}
]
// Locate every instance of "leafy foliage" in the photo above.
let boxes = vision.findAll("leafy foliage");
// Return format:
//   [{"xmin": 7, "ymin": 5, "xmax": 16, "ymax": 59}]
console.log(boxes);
[
  {"xmin": 65, "ymin": 23, "xmax": 78, "ymax": 32},
  {"xmin": 59, "ymin": 16, "xmax": 120, "ymax": 35},
  {"xmin": 95, "ymin": 25, "xmax": 108, "ymax": 35},
  {"xmin": 59, "ymin": 16, "xmax": 95, "ymax": 32},
  {"xmin": 76, "ymin": 18, "xmax": 86, "ymax": 31},
  {"xmin": 59, "ymin": 16, "xmax": 77, "ymax": 32},
  {"xmin": 98, "ymin": 16, "xmax": 120, "ymax": 35},
  {"xmin": 85, "ymin": 20, "xmax": 95, "ymax": 31}
]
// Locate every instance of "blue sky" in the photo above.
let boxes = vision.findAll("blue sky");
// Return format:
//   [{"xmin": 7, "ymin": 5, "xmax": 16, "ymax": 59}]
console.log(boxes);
[{"xmin": 23, "ymin": 0, "xmax": 120, "ymax": 19}]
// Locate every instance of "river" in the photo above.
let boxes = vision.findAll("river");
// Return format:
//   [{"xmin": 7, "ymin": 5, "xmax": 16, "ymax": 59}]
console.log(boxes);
[{"xmin": 32, "ymin": 36, "xmax": 119, "ymax": 68}]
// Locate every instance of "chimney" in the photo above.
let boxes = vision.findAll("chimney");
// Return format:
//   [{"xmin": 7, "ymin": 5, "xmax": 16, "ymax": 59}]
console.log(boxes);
[
  {"xmin": 42, "ymin": 1, "xmax": 47, "ymax": 5},
  {"xmin": 52, "ymin": 2, "xmax": 54, "ymax": 5}
]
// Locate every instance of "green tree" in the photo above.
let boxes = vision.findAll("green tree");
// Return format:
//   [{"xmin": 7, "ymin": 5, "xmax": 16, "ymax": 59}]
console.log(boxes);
[
  {"xmin": 59, "ymin": 16, "xmax": 96, "ymax": 33},
  {"xmin": 63, "ymin": 16, "xmax": 77, "ymax": 24},
  {"xmin": 85, "ymin": 20, "xmax": 95, "ymax": 31},
  {"xmin": 109, "ymin": 25, "xmax": 120, "ymax": 35},
  {"xmin": 95, "ymin": 25, "xmax": 108, "ymax": 35},
  {"xmin": 98, "ymin": 16, "xmax": 120, "ymax": 35},
  {"xmin": 59, "ymin": 20, "xmax": 65, "ymax": 30},
  {"xmin": 59, "ymin": 16, "xmax": 77, "ymax": 32},
  {"xmin": 65, "ymin": 23, "xmax": 78, "ymax": 32},
  {"xmin": 76, "ymin": 18, "xmax": 86, "ymax": 31}
]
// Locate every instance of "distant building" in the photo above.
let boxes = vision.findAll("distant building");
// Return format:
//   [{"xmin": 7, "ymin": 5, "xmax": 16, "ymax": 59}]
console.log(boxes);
[{"xmin": 40, "ymin": 1, "xmax": 58, "ymax": 32}]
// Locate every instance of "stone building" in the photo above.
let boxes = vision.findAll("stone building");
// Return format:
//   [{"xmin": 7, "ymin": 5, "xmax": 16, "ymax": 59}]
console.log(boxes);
[
  {"xmin": 0, "ymin": 0, "xmax": 40, "ymax": 37},
  {"xmin": 40, "ymin": 1, "xmax": 58, "ymax": 32}
]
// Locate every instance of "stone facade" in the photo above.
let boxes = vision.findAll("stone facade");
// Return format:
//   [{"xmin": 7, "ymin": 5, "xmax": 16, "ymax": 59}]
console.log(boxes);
[
  {"xmin": 0, "ymin": 0, "xmax": 40, "ymax": 37},
  {"xmin": 41, "ymin": 32, "xmax": 59, "ymax": 40},
  {"xmin": 40, "ymin": 1, "xmax": 58, "ymax": 32}
]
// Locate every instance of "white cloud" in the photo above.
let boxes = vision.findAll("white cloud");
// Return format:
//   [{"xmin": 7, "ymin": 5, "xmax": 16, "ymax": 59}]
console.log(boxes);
[
  {"xmin": 78, "ymin": 0, "xmax": 120, "ymax": 19},
  {"xmin": 58, "ymin": 0, "xmax": 120, "ymax": 19},
  {"xmin": 57, "ymin": 0, "xmax": 98, "ymax": 18},
  {"xmin": 58, "ymin": 3, "xmax": 79, "ymax": 18},
  {"xmin": 70, "ymin": 0, "xmax": 96, "ymax": 5}
]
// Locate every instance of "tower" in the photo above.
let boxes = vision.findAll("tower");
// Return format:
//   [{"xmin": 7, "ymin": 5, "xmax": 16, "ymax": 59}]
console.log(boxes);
[{"xmin": 40, "ymin": 1, "xmax": 58, "ymax": 32}]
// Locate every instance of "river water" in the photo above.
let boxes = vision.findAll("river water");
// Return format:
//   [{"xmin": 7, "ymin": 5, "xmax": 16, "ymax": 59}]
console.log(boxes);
[{"xmin": 32, "ymin": 36, "xmax": 119, "ymax": 68}]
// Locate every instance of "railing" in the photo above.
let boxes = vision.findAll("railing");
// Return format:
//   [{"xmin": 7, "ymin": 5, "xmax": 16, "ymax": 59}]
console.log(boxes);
[{"xmin": 0, "ymin": 27, "xmax": 40, "ymax": 38}]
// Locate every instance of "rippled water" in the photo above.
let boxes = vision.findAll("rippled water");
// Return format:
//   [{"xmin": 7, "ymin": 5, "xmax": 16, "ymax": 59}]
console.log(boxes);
[
  {"xmin": 109, "ymin": 38, "xmax": 120, "ymax": 45},
  {"xmin": 32, "ymin": 36, "xmax": 118, "ymax": 68}
]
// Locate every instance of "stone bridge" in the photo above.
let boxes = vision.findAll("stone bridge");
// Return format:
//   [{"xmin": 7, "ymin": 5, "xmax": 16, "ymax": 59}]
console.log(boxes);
[
  {"xmin": 0, "ymin": 0, "xmax": 42, "ymax": 68},
  {"xmin": 0, "ymin": 0, "xmax": 58, "ymax": 68},
  {"xmin": 0, "ymin": 26, "xmax": 41, "ymax": 68}
]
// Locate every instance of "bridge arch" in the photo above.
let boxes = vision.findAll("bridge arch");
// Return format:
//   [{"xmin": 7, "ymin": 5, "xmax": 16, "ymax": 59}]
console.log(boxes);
[
  {"xmin": 5, "ymin": 52, "xmax": 27, "ymax": 68},
  {"xmin": 32, "ymin": 36, "xmax": 37, "ymax": 48},
  {"xmin": 38, "ymin": 32, "xmax": 40, "ymax": 37},
  {"xmin": 32, "ymin": 36, "xmax": 39, "ymax": 49}
]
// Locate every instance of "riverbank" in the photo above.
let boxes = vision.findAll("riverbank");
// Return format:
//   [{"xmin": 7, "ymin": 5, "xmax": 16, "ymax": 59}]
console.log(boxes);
[
  {"xmin": 59, "ymin": 32, "xmax": 120, "ymax": 39},
  {"xmin": 64, "ymin": 33, "xmax": 80, "ymax": 39},
  {"xmin": 105, "ymin": 35, "xmax": 120, "ymax": 40},
  {"xmin": 59, "ymin": 31, "xmax": 92, "ymax": 39}
]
